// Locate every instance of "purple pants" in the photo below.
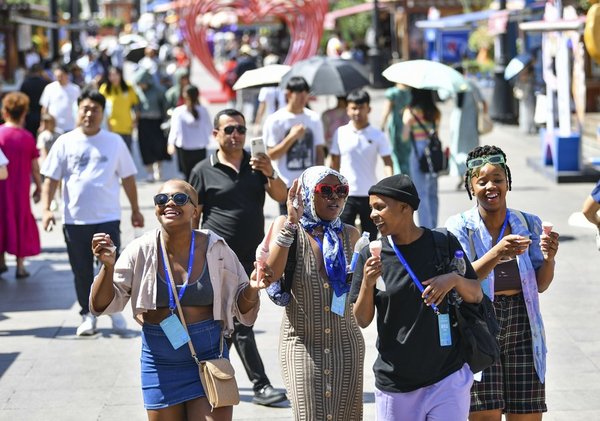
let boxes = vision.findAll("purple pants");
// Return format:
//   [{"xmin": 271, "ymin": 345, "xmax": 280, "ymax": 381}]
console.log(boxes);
[{"xmin": 375, "ymin": 364, "xmax": 473, "ymax": 421}]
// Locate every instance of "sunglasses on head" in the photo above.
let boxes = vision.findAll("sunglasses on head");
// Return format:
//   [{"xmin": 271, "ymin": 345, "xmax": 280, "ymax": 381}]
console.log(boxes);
[
  {"xmin": 153, "ymin": 193, "xmax": 195, "ymax": 207},
  {"xmin": 467, "ymin": 154, "xmax": 505, "ymax": 170},
  {"xmin": 221, "ymin": 125, "xmax": 247, "ymax": 135},
  {"xmin": 314, "ymin": 183, "xmax": 349, "ymax": 199}
]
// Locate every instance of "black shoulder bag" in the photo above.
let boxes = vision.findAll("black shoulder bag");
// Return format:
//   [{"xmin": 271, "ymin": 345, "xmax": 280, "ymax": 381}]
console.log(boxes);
[
  {"xmin": 431, "ymin": 228, "xmax": 500, "ymax": 374},
  {"xmin": 409, "ymin": 109, "xmax": 448, "ymax": 174}
]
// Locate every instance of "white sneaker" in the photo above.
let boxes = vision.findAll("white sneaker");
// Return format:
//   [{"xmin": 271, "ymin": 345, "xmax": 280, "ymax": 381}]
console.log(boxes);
[
  {"xmin": 109, "ymin": 313, "xmax": 127, "ymax": 334},
  {"xmin": 76, "ymin": 313, "xmax": 97, "ymax": 336}
]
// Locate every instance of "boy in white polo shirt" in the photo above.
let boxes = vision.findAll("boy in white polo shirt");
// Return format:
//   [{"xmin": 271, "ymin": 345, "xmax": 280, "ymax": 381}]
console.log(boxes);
[{"xmin": 330, "ymin": 89, "xmax": 394, "ymax": 240}]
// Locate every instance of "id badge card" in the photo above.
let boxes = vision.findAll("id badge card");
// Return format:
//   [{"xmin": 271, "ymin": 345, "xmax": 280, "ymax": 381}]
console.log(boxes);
[
  {"xmin": 438, "ymin": 313, "xmax": 452, "ymax": 347},
  {"xmin": 331, "ymin": 293, "xmax": 346, "ymax": 317},
  {"xmin": 160, "ymin": 313, "xmax": 190, "ymax": 350}
]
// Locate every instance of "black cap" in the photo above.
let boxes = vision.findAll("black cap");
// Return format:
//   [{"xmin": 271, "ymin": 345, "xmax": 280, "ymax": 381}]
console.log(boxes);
[{"xmin": 368, "ymin": 174, "xmax": 420, "ymax": 210}]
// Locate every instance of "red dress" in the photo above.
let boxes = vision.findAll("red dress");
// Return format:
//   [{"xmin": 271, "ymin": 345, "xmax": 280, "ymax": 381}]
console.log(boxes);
[{"xmin": 0, "ymin": 125, "xmax": 41, "ymax": 257}]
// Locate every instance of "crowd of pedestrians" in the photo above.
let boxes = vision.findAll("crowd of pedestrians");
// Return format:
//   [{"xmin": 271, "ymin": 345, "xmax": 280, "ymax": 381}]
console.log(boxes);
[{"xmin": 0, "ymin": 35, "xmax": 571, "ymax": 421}]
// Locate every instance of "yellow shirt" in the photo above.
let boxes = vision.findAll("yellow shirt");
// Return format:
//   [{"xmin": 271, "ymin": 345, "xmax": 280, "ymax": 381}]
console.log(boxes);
[{"xmin": 99, "ymin": 83, "xmax": 139, "ymax": 135}]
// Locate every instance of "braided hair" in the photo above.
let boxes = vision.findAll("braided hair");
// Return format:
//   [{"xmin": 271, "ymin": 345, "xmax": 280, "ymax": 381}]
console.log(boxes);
[{"xmin": 464, "ymin": 145, "xmax": 512, "ymax": 200}]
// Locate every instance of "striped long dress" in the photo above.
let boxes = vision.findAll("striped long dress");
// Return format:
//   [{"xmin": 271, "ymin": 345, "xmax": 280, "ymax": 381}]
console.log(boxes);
[{"xmin": 279, "ymin": 226, "xmax": 365, "ymax": 421}]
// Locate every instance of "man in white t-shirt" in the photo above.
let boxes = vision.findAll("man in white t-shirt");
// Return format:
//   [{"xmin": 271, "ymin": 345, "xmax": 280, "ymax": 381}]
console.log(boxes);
[
  {"xmin": 41, "ymin": 89, "xmax": 144, "ymax": 337},
  {"xmin": 330, "ymin": 89, "xmax": 394, "ymax": 240},
  {"xmin": 264, "ymin": 76, "xmax": 325, "ymax": 214},
  {"xmin": 39, "ymin": 64, "xmax": 81, "ymax": 132}
]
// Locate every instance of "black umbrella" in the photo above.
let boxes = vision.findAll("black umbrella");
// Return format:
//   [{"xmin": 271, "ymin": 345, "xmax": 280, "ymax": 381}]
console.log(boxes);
[
  {"xmin": 124, "ymin": 42, "xmax": 147, "ymax": 63},
  {"xmin": 279, "ymin": 55, "xmax": 370, "ymax": 96}
]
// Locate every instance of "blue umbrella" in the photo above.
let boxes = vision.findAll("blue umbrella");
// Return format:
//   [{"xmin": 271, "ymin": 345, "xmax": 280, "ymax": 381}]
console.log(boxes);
[{"xmin": 504, "ymin": 53, "xmax": 533, "ymax": 80}]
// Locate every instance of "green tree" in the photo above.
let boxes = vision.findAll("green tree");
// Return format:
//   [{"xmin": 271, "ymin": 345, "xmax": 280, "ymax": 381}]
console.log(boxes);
[{"xmin": 322, "ymin": 0, "xmax": 371, "ymax": 50}]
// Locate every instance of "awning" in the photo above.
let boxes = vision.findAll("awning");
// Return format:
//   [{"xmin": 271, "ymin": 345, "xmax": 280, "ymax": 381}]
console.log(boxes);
[
  {"xmin": 519, "ymin": 17, "xmax": 586, "ymax": 33},
  {"xmin": 324, "ymin": 2, "xmax": 385, "ymax": 31},
  {"xmin": 416, "ymin": 9, "xmax": 496, "ymax": 30},
  {"xmin": 148, "ymin": 0, "xmax": 189, "ymax": 13}
]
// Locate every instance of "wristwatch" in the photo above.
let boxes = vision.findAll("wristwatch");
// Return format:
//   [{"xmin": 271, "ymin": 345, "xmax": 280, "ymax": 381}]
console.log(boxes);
[{"xmin": 268, "ymin": 169, "xmax": 279, "ymax": 180}]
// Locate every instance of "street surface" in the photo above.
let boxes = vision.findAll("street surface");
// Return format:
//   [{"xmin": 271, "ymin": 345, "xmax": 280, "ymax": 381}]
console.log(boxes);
[{"xmin": 1, "ymin": 59, "xmax": 599, "ymax": 420}]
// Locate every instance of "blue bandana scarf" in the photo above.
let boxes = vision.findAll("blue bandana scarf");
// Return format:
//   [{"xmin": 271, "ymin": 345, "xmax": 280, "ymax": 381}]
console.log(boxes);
[{"xmin": 299, "ymin": 166, "xmax": 349, "ymax": 297}]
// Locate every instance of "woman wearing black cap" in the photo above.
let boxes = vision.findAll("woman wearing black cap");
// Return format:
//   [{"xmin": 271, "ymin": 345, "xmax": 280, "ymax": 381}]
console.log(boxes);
[{"xmin": 350, "ymin": 174, "xmax": 483, "ymax": 421}]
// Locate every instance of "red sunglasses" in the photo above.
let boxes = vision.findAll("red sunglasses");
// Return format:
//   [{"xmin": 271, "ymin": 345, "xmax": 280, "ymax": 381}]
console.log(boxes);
[{"xmin": 314, "ymin": 183, "xmax": 349, "ymax": 199}]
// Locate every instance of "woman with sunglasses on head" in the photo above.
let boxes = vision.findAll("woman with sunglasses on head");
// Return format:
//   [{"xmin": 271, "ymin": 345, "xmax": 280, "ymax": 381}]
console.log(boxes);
[
  {"xmin": 265, "ymin": 166, "xmax": 365, "ymax": 420},
  {"xmin": 445, "ymin": 145, "xmax": 560, "ymax": 421},
  {"xmin": 90, "ymin": 179, "xmax": 270, "ymax": 421}
]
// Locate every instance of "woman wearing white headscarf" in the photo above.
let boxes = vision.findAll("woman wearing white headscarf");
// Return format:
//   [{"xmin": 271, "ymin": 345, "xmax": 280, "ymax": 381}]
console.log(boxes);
[{"xmin": 265, "ymin": 166, "xmax": 365, "ymax": 421}]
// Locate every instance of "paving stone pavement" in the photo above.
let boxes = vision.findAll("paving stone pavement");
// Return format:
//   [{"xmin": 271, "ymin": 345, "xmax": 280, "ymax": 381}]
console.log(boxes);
[{"xmin": 1, "ymin": 62, "xmax": 600, "ymax": 420}]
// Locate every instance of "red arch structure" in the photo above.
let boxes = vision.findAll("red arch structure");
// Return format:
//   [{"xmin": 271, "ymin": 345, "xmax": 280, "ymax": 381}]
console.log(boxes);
[{"xmin": 181, "ymin": 0, "xmax": 329, "ymax": 80}]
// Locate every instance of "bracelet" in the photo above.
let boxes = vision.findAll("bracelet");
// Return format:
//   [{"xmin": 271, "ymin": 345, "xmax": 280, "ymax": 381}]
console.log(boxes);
[
  {"xmin": 276, "ymin": 226, "xmax": 296, "ymax": 248},
  {"xmin": 284, "ymin": 220, "xmax": 299, "ymax": 232}
]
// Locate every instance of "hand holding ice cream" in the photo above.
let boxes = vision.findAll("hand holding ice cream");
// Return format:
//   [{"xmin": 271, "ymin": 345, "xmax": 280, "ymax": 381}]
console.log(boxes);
[{"xmin": 369, "ymin": 240, "xmax": 386, "ymax": 291}]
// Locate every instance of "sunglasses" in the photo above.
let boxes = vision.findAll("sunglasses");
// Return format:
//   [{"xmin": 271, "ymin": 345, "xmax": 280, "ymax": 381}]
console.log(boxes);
[
  {"xmin": 221, "ymin": 125, "xmax": 247, "ymax": 135},
  {"xmin": 314, "ymin": 183, "xmax": 349, "ymax": 199},
  {"xmin": 466, "ymin": 154, "xmax": 505, "ymax": 170},
  {"xmin": 153, "ymin": 193, "xmax": 195, "ymax": 207}
]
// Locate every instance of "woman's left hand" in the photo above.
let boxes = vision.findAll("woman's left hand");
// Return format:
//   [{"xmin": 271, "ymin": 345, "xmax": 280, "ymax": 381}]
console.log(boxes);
[
  {"xmin": 249, "ymin": 261, "xmax": 276, "ymax": 289},
  {"xmin": 540, "ymin": 231, "xmax": 559, "ymax": 261},
  {"xmin": 422, "ymin": 274, "xmax": 456, "ymax": 307}
]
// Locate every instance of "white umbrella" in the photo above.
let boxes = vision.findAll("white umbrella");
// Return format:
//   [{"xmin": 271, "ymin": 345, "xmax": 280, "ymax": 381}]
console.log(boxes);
[
  {"xmin": 233, "ymin": 64, "xmax": 291, "ymax": 91},
  {"xmin": 382, "ymin": 60, "xmax": 470, "ymax": 93}
]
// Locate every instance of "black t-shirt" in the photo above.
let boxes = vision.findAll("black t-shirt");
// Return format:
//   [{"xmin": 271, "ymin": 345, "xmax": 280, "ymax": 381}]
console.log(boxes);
[
  {"xmin": 188, "ymin": 150, "xmax": 267, "ymax": 271},
  {"xmin": 349, "ymin": 229, "xmax": 477, "ymax": 393}
]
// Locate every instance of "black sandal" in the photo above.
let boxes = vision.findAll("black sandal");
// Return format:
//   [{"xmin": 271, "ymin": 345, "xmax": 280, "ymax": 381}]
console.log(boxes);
[{"xmin": 15, "ymin": 269, "xmax": 29, "ymax": 279}]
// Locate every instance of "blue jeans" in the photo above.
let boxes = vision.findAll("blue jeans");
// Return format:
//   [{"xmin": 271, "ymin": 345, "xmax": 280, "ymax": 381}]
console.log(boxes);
[
  {"xmin": 63, "ymin": 221, "xmax": 121, "ymax": 315},
  {"xmin": 409, "ymin": 141, "xmax": 439, "ymax": 229}
]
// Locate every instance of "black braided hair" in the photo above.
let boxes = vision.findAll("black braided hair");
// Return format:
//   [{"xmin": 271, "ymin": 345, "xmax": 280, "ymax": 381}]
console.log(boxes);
[{"xmin": 464, "ymin": 145, "xmax": 512, "ymax": 200}]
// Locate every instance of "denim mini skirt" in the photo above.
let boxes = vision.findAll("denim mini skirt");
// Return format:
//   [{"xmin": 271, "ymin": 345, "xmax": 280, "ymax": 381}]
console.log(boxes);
[{"xmin": 140, "ymin": 318, "xmax": 227, "ymax": 409}]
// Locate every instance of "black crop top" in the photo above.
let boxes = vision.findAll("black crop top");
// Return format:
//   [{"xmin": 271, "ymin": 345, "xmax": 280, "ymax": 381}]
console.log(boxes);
[
  {"xmin": 494, "ymin": 258, "xmax": 522, "ymax": 292},
  {"xmin": 156, "ymin": 262, "xmax": 214, "ymax": 307}
]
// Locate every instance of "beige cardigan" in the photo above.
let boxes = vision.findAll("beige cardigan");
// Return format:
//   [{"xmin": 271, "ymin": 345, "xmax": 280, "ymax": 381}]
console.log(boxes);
[{"xmin": 89, "ymin": 228, "xmax": 259, "ymax": 335}]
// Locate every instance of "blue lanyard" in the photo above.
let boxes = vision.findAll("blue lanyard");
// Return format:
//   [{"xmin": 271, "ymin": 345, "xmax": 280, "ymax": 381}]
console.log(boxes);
[
  {"xmin": 494, "ymin": 210, "xmax": 510, "ymax": 245},
  {"xmin": 160, "ymin": 232, "xmax": 195, "ymax": 312},
  {"xmin": 387, "ymin": 235, "xmax": 440, "ymax": 314}
]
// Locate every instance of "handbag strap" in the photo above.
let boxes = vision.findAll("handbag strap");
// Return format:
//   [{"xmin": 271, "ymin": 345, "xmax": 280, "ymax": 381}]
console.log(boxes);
[
  {"xmin": 409, "ymin": 107, "xmax": 437, "ymax": 140},
  {"xmin": 408, "ymin": 107, "xmax": 437, "ymax": 162},
  {"xmin": 160, "ymin": 231, "xmax": 224, "ymax": 366}
]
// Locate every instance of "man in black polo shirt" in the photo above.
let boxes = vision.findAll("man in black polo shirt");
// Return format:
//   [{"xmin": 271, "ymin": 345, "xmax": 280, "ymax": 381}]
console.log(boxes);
[{"xmin": 189, "ymin": 108, "xmax": 287, "ymax": 406}]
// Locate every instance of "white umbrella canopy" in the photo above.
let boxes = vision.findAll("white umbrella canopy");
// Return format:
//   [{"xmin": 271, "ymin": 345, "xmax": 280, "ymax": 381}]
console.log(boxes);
[
  {"xmin": 382, "ymin": 60, "xmax": 470, "ymax": 93},
  {"xmin": 233, "ymin": 64, "xmax": 291, "ymax": 91}
]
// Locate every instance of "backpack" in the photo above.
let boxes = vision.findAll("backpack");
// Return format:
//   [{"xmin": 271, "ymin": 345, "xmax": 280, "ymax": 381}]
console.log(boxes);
[
  {"xmin": 409, "ymin": 109, "xmax": 448, "ymax": 174},
  {"xmin": 431, "ymin": 228, "xmax": 500, "ymax": 374}
]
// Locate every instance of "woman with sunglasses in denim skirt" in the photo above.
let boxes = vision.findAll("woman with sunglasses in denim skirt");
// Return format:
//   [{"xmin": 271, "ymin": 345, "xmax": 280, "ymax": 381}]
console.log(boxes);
[
  {"xmin": 90, "ymin": 179, "xmax": 271, "ymax": 420},
  {"xmin": 265, "ymin": 166, "xmax": 365, "ymax": 420},
  {"xmin": 445, "ymin": 145, "xmax": 560, "ymax": 421}
]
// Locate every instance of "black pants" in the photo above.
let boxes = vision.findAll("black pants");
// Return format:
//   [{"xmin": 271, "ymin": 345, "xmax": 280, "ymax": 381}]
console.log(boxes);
[
  {"xmin": 178, "ymin": 147, "xmax": 206, "ymax": 182},
  {"xmin": 341, "ymin": 196, "xmax": 378, "ymax": 240},
  {"xmin": 225, "ymin": 260, "xmax": 270, "ymax": 392},
  {"xmin": 63, "ymin": 221, "xmax": 121, "ymax": 315}
]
